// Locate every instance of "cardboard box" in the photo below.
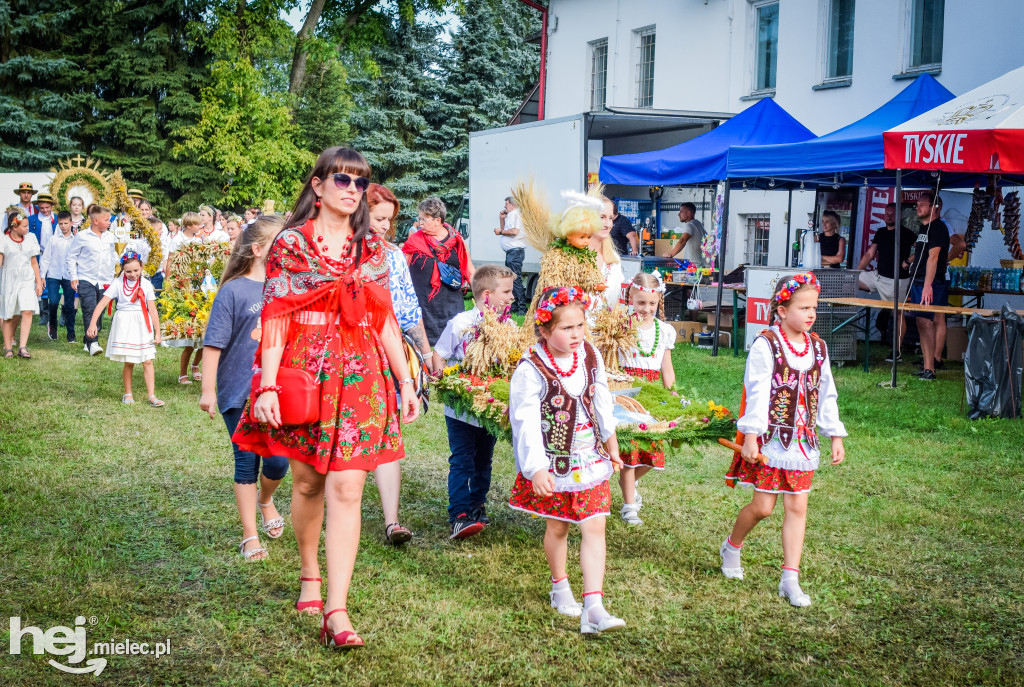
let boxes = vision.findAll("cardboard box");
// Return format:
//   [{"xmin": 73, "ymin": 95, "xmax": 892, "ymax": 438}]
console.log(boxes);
[
  {"xmin": 945, "ymin": 324, "xmax": 967, "ymax": 362},
  {"xmin": 668, "ymin": 320, "xmax": 702, "ymax": 344},
  {"xmin": 702, "ymin": 309, "xmax": 734, "ymax": 330},
  {"xmin": 653, "ymin": 238, "xmax": 675, "ymax": 257}
]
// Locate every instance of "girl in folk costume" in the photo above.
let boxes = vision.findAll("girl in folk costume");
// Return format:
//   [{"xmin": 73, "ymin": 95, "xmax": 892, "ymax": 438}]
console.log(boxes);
[
  {"xmin": 86, "ymin": 252, "xmax": 165, "ymax": 407},
  {"xmin": 720, "ymin": 273, "xmax": 846, "ymax": 607},
  {"xmin": 198, "ymin": 205, "xmax": 230, "ymax": 243},
  {"xmin": 508, "ymin": 286, "xmax": 627, "ymax": 635},
  {"xmin": 232, "ymin": 147, "xmax": 420, "ymax": 649},
  {"xmin": 0, "ymin": 209, "xmax": 44, "ymax": 358},
  {"xmin": 617, "ymin": 271, "xmax": 677, "ymax": 525}
]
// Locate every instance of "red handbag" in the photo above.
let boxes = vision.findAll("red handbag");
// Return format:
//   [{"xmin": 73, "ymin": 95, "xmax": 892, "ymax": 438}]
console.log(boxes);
[{"xmin": 252, "ymin": 367, "xmax": 321, "ymax": 425}]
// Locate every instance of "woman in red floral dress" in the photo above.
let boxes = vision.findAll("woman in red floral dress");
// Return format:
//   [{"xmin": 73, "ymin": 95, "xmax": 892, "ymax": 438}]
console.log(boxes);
[{"xmin": 233, "ymin": 147, "xmax": 420, "ymax": 649}]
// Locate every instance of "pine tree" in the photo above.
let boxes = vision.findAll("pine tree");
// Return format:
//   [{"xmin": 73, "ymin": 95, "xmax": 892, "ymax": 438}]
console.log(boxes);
[
  {"xmin": 349, "ymin": 16, "xmax": 445, "ymax": 218},
  {"xmin": 0, "ymin": 1, "xmax": 80, "ymax": 170},
  {"xmin": 295, "ymin": 57, "xmax": 354, "ymax": 154},
  {"xmin": 419, "ymin": 0, "xmax": 539, "ymax": 209}
]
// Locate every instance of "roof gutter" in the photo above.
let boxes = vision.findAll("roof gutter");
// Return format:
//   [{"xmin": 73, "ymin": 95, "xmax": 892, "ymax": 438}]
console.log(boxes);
[{"xmin": 517, "ymin": 0, "xmax": 548, "ymax": 120}]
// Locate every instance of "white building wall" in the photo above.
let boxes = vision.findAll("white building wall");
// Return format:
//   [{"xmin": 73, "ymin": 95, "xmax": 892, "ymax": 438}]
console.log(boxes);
[{"xmin": 544, "ymin": 0, "xmax": 1024, "ymax": 271}]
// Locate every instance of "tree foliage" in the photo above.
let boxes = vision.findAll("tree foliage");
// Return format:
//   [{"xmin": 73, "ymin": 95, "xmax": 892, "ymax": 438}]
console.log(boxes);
[{"xmin": 0, "ymin": 0, "xmax": 79, "ymax": 169}]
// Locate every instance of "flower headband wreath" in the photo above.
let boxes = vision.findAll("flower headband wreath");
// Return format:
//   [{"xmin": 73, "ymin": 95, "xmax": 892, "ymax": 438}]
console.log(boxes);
[
  {"xmin": 121, "ymin": 250, "xmax": 143, "ymax": 265},
  {"xmin": 630, "ymin": 270, "xmax": 666, "ymax": 295},
  {"xmin": 535, "ymin": 286, "xmax": 592, "ymax": 324},
  {"xmin": 774, "ymin": 272, "xmax": 821, "ymax": 303}
]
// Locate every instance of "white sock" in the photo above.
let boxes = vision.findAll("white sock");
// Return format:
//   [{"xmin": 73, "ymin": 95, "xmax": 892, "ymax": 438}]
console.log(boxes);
[
  {"xmin": 780, "ymin": 567, "xmax": 802, "ymax": 595},
  {"xmin": 722, "ymin": 538, "xmax": 743, "ymax": 569},
  {"xmin": 550, "ymin": 577, "xmax": 577, "ymax": 607},
  {"xmin": 583, "ymin": 592, "xmax": 610, "ymax": 623}
]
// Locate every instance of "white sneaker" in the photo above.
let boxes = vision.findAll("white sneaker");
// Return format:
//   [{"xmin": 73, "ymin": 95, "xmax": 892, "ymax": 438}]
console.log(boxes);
[
  {"xmin": 619, "ymin": 504, "xmax": 642, "ymax": 525},
  {"xmin": 720, "ymin": 540, "xmax": 744, "ymax": 580},
  {"xmin": 779, "ymin": 581, "xmax": 812, "ymax": 607},
  {"xmin": 549, "ymin": 591, "xmax": 583, "ymax": 618},
  {"xmin": 580, "ymin": 609, "xmax": 626, "ymax": 634},
  {"xmin": 89, "ymin": 342, "xmax": 103, "ymax": 356},
  {"xmin": 633, "ymin": 486, "xmax": 642, "ymax": 510}
]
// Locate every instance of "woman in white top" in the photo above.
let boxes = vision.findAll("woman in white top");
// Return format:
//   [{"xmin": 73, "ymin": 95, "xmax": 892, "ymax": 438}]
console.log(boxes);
[
  {"xmin": 0, "ymin": 209, "xmax": 44, "ymax": 357},
  {"xmin": 592, "ymin": 198, "xmax": 625, "ymax": 310}
]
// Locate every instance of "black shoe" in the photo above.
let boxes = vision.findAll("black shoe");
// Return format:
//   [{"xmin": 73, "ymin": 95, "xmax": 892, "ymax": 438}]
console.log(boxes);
[
  {"xmin": 934, "ymin": 358, "xmax": 945, "ymax": 370},
  {"xmin": 67, "ymin": 337, "xmax": 78, "ymax": 344},
  {"xmin": 473, "ymin": 505, "xmax": 490, "ymax": 526},
  {"xmin": 916, "ymin": 369, "xmax": 937, "ymax": 381},
  {"xmin": 884, "ymin": 353, "xmax": 902, "ymax": 363},
  {"xmin": 449, "ymin": 513, "xmax": 484, "ymax": 540},
  {"xmin": 47, "ymin": 326, "xmax": 57, "ymax": 341}
]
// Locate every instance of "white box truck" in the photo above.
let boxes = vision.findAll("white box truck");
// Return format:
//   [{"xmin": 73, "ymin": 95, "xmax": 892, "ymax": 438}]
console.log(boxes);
[{"xmin": 465, "ymin": 109, "xmax": 728, "ymax": 297}]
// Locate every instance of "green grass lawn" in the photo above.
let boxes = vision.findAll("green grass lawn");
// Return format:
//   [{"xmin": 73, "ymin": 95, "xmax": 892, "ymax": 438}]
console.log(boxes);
[{"xmin": 1, "ymin": 324, "xmax": 1023, "ymax": 686}]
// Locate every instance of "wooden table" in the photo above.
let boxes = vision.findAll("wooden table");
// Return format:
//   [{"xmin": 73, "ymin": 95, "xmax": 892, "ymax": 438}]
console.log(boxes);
[{"xmin": 820, "ymin": 297, "xmax": 1019, "ymax": 372}]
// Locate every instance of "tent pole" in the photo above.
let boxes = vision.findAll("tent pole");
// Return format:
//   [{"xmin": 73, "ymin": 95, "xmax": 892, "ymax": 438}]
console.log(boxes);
[
  {"xmin": 785, "ymin": 188, "xmax": 793, "ymax": 267},
  {"xmin": 891, "ymin": 169, "xmax": 902, "ymax": 388},
  {"xmin": 712, "ymin": 181, "xmax": 732, "ymax": 356}
]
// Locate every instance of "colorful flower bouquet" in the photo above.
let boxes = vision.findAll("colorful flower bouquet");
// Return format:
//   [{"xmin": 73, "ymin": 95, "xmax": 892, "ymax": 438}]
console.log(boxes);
[{"xmin": 432, "ymin": 365, "xmax": 735, "ymax": 449}]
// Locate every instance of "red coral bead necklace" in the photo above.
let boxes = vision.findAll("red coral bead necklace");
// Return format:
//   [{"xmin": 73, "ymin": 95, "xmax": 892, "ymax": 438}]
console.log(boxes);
[
  {"xmin": 542, "ymin": 341, "xmax": 578, "ymax": 377},
  {"xmin": 780, "ymin": 327, "xmax": 810, "ymax": 356}
]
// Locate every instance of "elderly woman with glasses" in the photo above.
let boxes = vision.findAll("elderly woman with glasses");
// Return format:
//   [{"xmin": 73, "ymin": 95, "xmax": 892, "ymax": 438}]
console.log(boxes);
[{"xmin": 401, "ymin": 197, "xmax": 475, "ymax": 345}]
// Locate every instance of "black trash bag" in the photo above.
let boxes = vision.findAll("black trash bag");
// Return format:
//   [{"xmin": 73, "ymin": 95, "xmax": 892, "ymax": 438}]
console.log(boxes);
[{"xmin": 964, "ymin": 304, "xmax": 1024, "ymax": 420}]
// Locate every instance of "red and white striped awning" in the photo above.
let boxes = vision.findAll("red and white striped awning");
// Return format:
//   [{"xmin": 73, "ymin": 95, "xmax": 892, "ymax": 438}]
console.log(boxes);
[{"xmin": 884, "ymin": 65, "xmax": 1024, "ymax": 174}]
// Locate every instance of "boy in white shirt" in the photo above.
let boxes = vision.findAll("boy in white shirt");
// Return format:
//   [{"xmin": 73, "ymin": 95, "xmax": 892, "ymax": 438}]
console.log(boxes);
[
  {"xmin": 432, "ymin": 265, "xmax": 516, "ymax": 539},
  {"xmin": 40, "ymin": 211, "xmax": 78, "ymax": 342},
  {"xmin": 67, "ymin": 205, "xmax": 118, "ymax": 355}
]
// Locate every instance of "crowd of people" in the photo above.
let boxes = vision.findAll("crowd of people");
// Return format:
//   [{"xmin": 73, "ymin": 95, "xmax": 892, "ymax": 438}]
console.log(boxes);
[{"xmin": 1, "ymin": 147, "xmax": 848, "ymax": 648}]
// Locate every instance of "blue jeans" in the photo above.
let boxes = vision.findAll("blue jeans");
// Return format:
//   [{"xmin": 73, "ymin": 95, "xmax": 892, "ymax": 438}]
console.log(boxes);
[
  {"xmin": 46, "ymin": 277, "xmax": 76, "ymax": 340},
  {"xmin": 504, "ymin": 247, "xmax": 527, "ymax": 315},
  {"xmin": 446, "ymin": 416, "xmax": 496, "ymax": 521},
  {"xmin": 222, "ymin": 407, "xmax": 289, "ymax": 484}
]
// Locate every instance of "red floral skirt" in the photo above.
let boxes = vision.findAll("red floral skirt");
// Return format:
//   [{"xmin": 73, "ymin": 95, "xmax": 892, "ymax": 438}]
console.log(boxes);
[
  {"xmin": 508, "ymin": 473, "xmax": 611, "ymax": 522},
  {"xmin": 233, "ymin": 320, "xmax": 404, "ymax": 474},
  {"xmin": 621, "ymin": 366, "xmax": 661, "ymax": 383},
  {"xmin": 621, "ymin": 439, "xmax": 666, "ymax": 469},
  {"xmin": 725, "ymin": 454, "xmax": 813, "ymax": 494}
]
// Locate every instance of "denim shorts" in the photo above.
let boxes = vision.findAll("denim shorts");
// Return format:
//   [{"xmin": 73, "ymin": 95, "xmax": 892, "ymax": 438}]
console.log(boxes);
[{"xmin": 908, "ymin": 280, "xmax": 949, "ymax": 320}]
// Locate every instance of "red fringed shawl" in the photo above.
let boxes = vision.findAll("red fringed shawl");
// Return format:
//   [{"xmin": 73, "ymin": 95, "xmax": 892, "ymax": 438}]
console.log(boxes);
[{"xmin": 401, "ymin": 229, "xmax": 471, "ymax": 299}]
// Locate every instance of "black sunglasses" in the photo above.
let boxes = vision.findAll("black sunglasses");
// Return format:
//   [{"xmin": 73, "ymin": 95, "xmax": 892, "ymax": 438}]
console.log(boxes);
[{"xmin": 331, "ymin": 173, "xmax": 370, "ymax": 193}]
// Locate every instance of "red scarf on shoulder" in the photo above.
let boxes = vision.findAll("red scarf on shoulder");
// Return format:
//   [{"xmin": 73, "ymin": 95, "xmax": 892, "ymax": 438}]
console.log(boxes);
[
  {"xmin": 402, "ymin": 229, "xmax": 470, "ymax": 299},
  {"xmin": 261, "ymin": 220, "xmax": 393, "ymax": 333}
]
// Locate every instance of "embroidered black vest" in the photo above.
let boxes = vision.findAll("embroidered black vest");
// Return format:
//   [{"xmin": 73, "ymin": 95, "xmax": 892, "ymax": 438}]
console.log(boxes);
[
  {"xmin": 759, "ymin": 329, "xmax": 827, "ymax": 451},
  {"xmin": 522, "ymin": 341, "xmax": 604, "ymax": 477}
]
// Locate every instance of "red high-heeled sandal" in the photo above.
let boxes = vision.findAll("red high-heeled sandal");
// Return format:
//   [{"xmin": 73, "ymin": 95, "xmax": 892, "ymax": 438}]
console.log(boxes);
[
  {"xmin": 321, "ymin": 609, "xmax": 364, "ymax": 650},
  {"xmin": 295, "ymin": 576, "xmax": 323, "ymax": 615}
]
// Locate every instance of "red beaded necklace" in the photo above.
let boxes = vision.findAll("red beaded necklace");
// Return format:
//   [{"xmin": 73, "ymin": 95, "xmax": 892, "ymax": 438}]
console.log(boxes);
[
  {"xmin": 780, "ymin": 327, "xmax": 810, "ymax": 356},
  {"xmin": 9, "ymin": 233, "xmax": 24, "ymax": 243},
  {"xmin": 121, "ymin": 276, "xmax": 140, "ymax": 300},
  {"xmin": 542, "ymin": 342, "xmax": 579, "ymax": 377}
]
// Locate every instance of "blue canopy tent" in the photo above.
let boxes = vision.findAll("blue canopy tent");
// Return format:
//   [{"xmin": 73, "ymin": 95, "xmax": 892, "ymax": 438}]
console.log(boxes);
[
  {"xmin": 599, "ymin": 97, "xmax": 816, "ymax": 186},
  {"xmin": 713, "ymin": 75, "xmax": 959, "ymax": 376},
  {"xmin": 727, "ymin": 74, "xmax": 955, "ymax": 185}
]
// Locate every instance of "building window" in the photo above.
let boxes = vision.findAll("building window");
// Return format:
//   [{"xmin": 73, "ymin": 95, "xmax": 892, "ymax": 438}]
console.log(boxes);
[
  {"xmin": 909, "ymin": 0, "xmax": 944, "ymax": 69},
  {"xmin": 745, "ymin": 214, "xmax": 771, "ymax": 266},
  {"xmin": 753, "ymin": 2, "xmax": 779, "ymax": 93},
  {"xmin": 826, "ymin": 0, "xmax": 855, "ymax": 80},
  {"xmin": 634, "ymin": 27, "xmax": 656, "ymax": 108},
  {"xmin": 589, "ymin": 39, "xmax": 608, "ymax": 111}
]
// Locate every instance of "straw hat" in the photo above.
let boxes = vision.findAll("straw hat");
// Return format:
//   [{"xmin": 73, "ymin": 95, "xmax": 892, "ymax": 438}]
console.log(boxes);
[
  {"xmin": 13, "ymin": 182, "xmax": 36, "ymax": 195},
  {"xmin": 36, "ymin": 192, "xmax": 55, "ymax": 204},
  {"xmin": 127, "ymin": 188, "xmax": 145, "ymax": 200}
]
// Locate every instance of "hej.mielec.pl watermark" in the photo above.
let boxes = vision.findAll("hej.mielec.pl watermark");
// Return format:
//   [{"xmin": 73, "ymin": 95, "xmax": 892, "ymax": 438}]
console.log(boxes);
[{"xmin": 6, "ymin": 616, "xmax": 171, "ymax": 676}]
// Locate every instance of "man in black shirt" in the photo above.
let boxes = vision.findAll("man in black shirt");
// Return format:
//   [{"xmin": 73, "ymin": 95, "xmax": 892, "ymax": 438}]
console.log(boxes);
[
  {"xmin": 857, "ymin": 202, "xmax": 917, "ymax": 356},
  {"xmin": 609, "ymin": 200, "xmax": 637, "ymax": 256},
  {"xmin": 906, "ymin": 191, "xmax": 949, "ymax": 380}
]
